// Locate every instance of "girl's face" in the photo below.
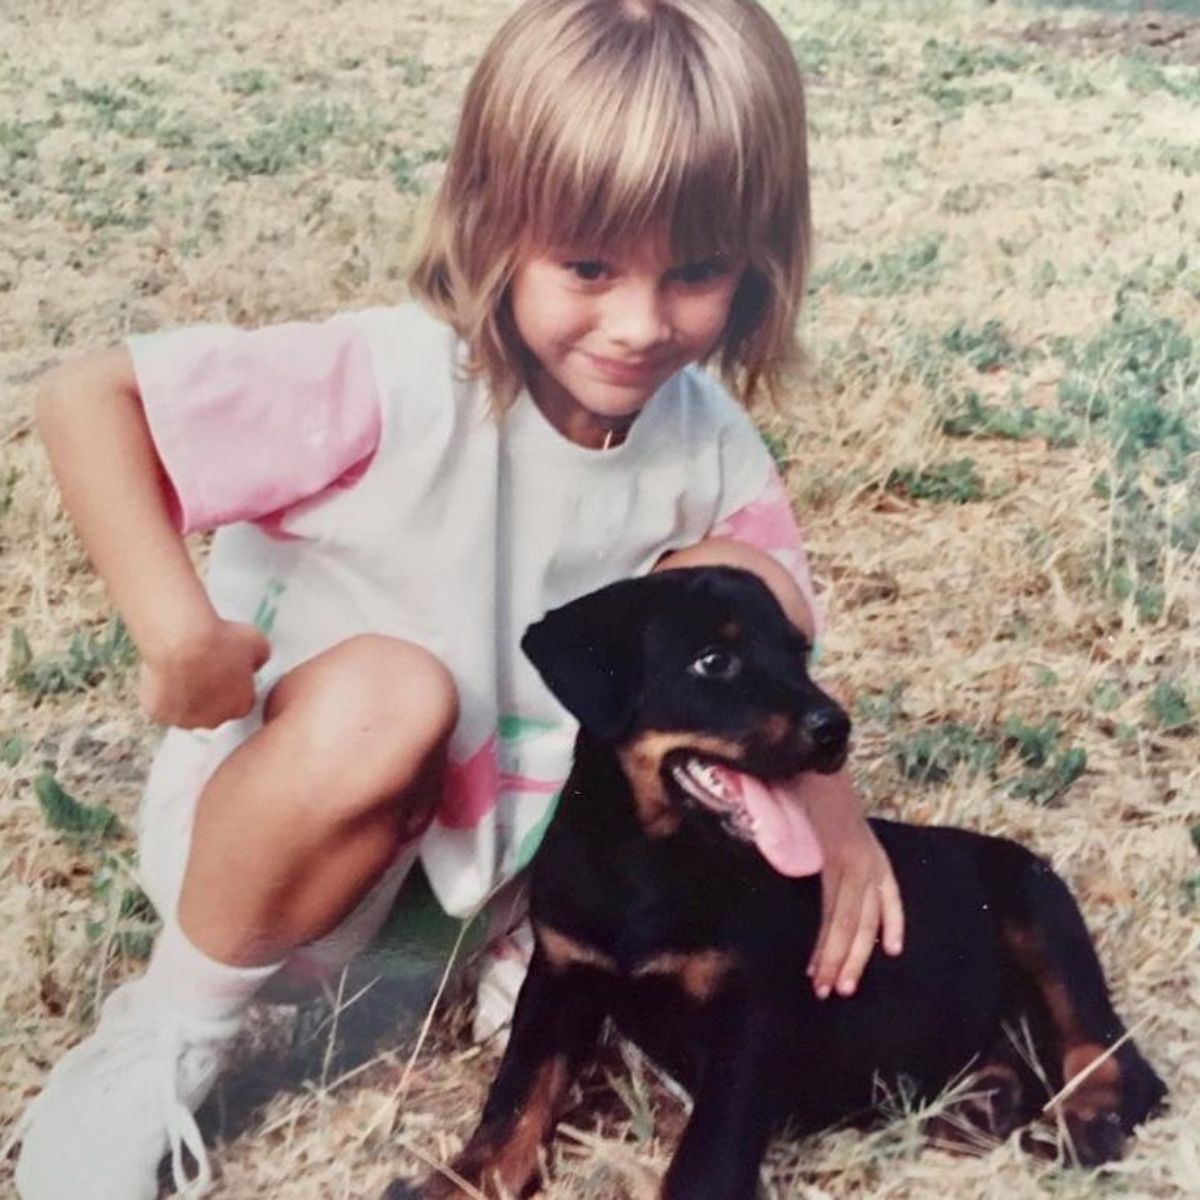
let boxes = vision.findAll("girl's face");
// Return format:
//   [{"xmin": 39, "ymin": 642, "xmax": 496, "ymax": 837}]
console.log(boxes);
[{"xmin": 510, "ymin": 230, "xmax": 744, "ymax": 448}]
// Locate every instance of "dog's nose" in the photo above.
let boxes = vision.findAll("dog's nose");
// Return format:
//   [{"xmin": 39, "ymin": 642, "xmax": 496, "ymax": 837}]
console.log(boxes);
[{"xmin": 802, "ymin": 705, "xmax": 851, "ymax": 764}]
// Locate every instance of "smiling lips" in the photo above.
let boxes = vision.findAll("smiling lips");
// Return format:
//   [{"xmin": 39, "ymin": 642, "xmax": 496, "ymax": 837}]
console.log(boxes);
[{"xmin": 583, "ymin": 350, "xmax": 670, "ymax": 385}]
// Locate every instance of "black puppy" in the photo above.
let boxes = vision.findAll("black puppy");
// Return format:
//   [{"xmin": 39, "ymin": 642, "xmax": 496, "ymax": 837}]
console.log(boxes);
[{"xmin": 387, "ymin": 567, "xmax": 1165, "ymax": 1200}]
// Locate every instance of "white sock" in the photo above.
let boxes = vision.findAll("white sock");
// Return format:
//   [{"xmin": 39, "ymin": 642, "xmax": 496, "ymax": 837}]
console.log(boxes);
[{"xmin": 139, "ymin": 919, "xmax": 285, "ymax": 1023}]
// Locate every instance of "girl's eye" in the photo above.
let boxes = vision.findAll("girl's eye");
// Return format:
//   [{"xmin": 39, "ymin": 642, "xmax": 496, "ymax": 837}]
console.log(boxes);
[
  {"xmin": 689, "ymin": 646, "xmax": 743, "ymax": 682},
  {"xmin": 564, "ymin": 260, "xmax": 608, "ymax": 282},
  {"xmin": 674, "ymin": 257, "xmax": 731, "ymax": 286}
]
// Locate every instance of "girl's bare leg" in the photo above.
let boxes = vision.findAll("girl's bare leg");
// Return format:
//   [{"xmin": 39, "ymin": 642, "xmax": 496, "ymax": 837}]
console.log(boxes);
[{"xmin": 177, "ymin": 634, "xmax": 458, "ymax": 967}]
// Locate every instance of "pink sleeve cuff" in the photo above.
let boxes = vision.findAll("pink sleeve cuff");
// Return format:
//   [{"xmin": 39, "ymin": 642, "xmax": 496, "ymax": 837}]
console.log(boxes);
[
  {"xmin": 711, "ymin": 471, "xmax": 823, "ymax": 639},
  {"xmin": 127, "ymin": 318, "xmax": 381, "ymax": 535}
]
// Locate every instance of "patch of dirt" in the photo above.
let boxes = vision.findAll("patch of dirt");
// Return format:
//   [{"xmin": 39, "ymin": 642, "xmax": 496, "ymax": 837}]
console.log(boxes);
[{"xmin": 1021, "ymin": 12, "xmax": 1200, "ymax": 66}]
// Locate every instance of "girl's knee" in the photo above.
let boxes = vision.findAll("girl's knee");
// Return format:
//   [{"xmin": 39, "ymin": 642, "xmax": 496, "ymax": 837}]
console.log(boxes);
[{"xmin": 265, "ymin": 635, "xmax": 458, "ymax": 803}]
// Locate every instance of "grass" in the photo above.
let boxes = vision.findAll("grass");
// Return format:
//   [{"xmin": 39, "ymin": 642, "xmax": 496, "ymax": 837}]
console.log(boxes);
[
  {"xmin": 7, "ymin": 618, "xmax": 137, "ymax": 701},
  {"xmin": 0, "ymin": 0, "xmax": 1197, "ymax": 1197}
]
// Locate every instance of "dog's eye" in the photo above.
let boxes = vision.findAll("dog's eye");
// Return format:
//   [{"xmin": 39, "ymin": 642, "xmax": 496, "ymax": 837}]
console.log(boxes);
[{"xmin": 689, "ymin": 647, "xmax": 742, "ymax": 681}]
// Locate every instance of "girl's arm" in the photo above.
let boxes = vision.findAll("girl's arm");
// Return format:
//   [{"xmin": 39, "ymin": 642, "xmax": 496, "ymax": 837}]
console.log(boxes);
[
  {"xmin": 36, "ymin": 347, "xmax": 269, "ymax": 728},
  {"xmin": 655, "ymin": 537, "xmax": 904, "ymax": 998}
]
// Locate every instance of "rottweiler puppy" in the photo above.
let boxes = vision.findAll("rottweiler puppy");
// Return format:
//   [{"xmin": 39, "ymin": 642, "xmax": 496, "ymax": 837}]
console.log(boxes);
[{"xmin": 386, "ymin": 566, "xmax": 1165, "ymax": 1200}]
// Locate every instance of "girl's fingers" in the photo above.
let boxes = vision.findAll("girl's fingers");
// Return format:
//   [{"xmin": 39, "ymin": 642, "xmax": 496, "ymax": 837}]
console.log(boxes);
[
  {"xmin": 879, "ymin": 870, "xmax": 905, "ymax": 957},
  {"xmin": 810, "ymin": 871, "xmax": 861, "ymax": 998},
  {"xmin": 835, "ymin": 886, "xmax": 881, "ymax": 997},
  {"xmin": 806, "ymin": 866, "xmax": 839, "ymax": 977}
]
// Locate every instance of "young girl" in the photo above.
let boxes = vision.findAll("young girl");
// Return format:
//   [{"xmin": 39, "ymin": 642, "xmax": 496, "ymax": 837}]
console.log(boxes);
[{"xmin": 14, "ymin": 0, "xmax": 903, "ymax": 1195}]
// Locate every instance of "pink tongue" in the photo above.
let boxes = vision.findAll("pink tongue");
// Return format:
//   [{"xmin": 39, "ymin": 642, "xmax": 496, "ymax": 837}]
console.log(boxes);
[{"xmin": 713, "ymin": 767, "xmax": 824, "ymax": 877}]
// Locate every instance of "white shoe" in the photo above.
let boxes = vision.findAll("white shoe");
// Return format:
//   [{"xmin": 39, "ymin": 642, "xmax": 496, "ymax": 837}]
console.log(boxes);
[
  {"xmin": 11, "ymin": 980, "xmax": 241, "ymax": 1200},
  {"xmin": 471, "ymin": 920, "xmax": 534, "ymax": 1048}
]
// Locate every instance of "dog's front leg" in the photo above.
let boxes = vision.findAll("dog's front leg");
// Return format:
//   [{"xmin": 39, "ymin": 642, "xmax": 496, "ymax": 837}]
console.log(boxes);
[
  {"xmin": 660, "ymin": 995, "xmax": 795, "ymax": 1200},
  {"xmin": 384, "ymin": 949, "xmax": 607, "ymax": 1200}
]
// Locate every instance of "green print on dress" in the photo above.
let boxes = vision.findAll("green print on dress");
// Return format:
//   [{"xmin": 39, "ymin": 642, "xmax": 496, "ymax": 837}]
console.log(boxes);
[{"xmin": 252, "ymin": 579, "xmax": 286, "ymax": 635}]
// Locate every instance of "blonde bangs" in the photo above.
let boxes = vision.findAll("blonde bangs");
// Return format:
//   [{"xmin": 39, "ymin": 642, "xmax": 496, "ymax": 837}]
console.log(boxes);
[
  {"xmin": 519, "ymin": 29, "xmax": 746, "ymax": 260},
  {"xmin": 408, "ymin": 0, "xmax": 811, "ymax": 411}
]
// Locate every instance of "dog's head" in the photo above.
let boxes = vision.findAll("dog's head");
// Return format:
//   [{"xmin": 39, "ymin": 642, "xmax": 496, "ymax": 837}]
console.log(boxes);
[{"xmin": 521, "ymin": 566, "xmax": 850, "ymax": 875}]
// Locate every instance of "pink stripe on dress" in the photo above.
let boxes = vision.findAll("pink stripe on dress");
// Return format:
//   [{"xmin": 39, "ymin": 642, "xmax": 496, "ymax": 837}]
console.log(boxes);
[
  {"xmin": 712, "ymin": 471, "xmax": 822, "ymax": 636},
  {"xmin": 439, "ymin": 737, "xmax": 500, "ymax": 830}
]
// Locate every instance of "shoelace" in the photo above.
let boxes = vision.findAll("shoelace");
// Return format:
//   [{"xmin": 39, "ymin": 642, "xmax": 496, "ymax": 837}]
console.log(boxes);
[{"xmin": 160, "ymin": 1020, "xmax": 214, "ymax": 1197}]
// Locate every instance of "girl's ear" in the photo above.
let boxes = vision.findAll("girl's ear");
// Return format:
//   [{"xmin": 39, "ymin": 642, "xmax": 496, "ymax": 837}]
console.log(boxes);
[{"xmin": 520, "ymin": 579, "xmax": 651, "ymax": 741}]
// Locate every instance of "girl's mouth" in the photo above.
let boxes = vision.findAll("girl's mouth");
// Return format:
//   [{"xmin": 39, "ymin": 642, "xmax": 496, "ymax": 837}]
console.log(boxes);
[{"xmin": 584, "ymin": 351, "xmax": 668, "ymax": 385}]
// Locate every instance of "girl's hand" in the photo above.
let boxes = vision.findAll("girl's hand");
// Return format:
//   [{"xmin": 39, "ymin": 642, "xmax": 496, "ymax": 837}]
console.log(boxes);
[
  {"xmin": 139, "ymin": 618, "xmax": 270, "ymax": 729},
  {"xmin": 799, "ymin": 770, "xmax": 904, "ymax": 999}
]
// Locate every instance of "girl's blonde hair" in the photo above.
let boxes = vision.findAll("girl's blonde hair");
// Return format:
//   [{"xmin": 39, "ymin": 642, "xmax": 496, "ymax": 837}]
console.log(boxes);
[{"xmin": 408, "ymin": 0, "xmax": 810, "ymax": 410}]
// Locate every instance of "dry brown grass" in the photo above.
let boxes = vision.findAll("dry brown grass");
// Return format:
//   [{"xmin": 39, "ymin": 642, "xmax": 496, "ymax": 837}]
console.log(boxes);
[{"xmin": 2, "ymin": 0, "xmax": 1197, "ymax": 1196}]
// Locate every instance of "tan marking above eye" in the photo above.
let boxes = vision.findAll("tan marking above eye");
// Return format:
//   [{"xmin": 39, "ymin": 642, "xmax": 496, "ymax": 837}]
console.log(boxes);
[{"xmin": 535, "ymin": 923, "xmax": 618, "ymax": 974}]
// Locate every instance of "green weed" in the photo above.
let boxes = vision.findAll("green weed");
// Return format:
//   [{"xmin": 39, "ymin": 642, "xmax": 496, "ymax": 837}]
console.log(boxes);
[
  {"xmin": 1036, "ymin": 63, "xmax": 1102, "ymax": 102},
  {"xmin": 941, "ymin": 391, "xmax": 1077, "ymax": 444},
  {"xmin": 1055, "ymin": 307, "xmax": 1199, "ymax": 619},
  {"xmin": 885, "ymin": 458, "xmax": 984, "ymax": 503},
  {"xmin": 54, "ymin": 79, "xmax": 138, "ymax": 130},
  {"xmin": 921, "ymin": 38, "xmax": 1029, "ymax": 81},
  {"xmin": 890, "ymin": 716, "xmax": 1088, "ymax": 805},
  {"xmin": 222, "ymin": 68, "xmax": 275, "ymax": 96},
  {"xmin": 57, "ymin": 150, "xmax": 154, "ymax": 232},
  {"xmin": 812, "ymin": 234, "xmax": 944, "ymax": 297},
  {"xmin": 1124, "ymin": 57, "xmax": 1200, "ymax": 103},
  {"xmin": 919, "ymin": 38, "xmax": 1026, "ymax": 113},
  {"xmin": 760, "ymin": 430, "xmax": 791, "ymax": 470},
  {"xmin": 211, "ymin": 102, "xmax": 355, "ymax": 179},
  {"xmin": 85, "ymin": 850, "xmax": 159, "ymax": 962},
  {"xmin": 0, "ymin": 119, "xmax": 39, "ymax": 195},
  {"xmin": 893, "ymin": 723, "xmax": 998, "ymax": 784},
  {"xmin": 1003, "ymin": 717, "xmax": 1061, "ymax": 768},
  {"xmin": 8, "ymin": 618, "xmax": 137, "ymax": 700},
  {"xmin": 1007, "ymin": 747, "xmax": 1088, "ymax": 806},
  {"xmin": 388, "ymin": 146, "xmax": 444, "ymax": 194},
  {"xmin": 0, "ymin": 466, "xmax": 16, "ymax": 516},
  {"xmin": 34, "ymin": 772, "xmax": 122, "ymax": 840},
  {"xmin": 1, "ymin": 734, "xmax": 26, "ymax": 766},
  {"xmin": 1146, "ymin": 681, "xmax": 1193, "ymax": 734},
  {"xmin": 940, "ymin": 320, "xmax": 1027, "ymax": 373},
  {"xmin": 1117, "ymin": 254, "xmax": 1200, "ymax": 306}
]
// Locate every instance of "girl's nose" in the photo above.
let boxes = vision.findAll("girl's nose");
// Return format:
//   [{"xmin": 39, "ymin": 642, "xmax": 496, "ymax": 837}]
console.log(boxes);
[{"xmin": 605, "ymin": 284, "xmax": 671, "ymax": 353}]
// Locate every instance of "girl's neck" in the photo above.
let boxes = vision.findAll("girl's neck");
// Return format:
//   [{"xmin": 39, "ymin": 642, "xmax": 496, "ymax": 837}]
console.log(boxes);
[{"xmin": 528, "ymin": 370, "xmax": 641, "ymax": 451}]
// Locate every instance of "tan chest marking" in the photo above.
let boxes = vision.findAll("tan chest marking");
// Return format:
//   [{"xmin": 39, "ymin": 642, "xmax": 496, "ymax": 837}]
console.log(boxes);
[
  {"xmin": 616, "ymin": 731, "xmax": 745, "ymax": 837},
  {"xmin": 632, "ymin": 948, "xmax": 735, "ymax": 1002},
  {"xmin": 535, "ymin": 922, "xmax": 618, "ymax": 974}
]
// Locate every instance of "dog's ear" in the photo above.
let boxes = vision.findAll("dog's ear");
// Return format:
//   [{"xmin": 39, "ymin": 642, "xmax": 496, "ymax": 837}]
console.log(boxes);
[{"xmin": 521, "ymin": 579, "xmax": 650, "ymax": 741}]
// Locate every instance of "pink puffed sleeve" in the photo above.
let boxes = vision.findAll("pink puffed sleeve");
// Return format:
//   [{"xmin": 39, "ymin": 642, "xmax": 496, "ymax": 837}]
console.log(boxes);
[
  {"xmin": 126, "ymin": 316, "xmax": 381, "ymax": 535},
  {"xmin": 710, "ymin": 470, "xmax": 823, "ymax": 638}
]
